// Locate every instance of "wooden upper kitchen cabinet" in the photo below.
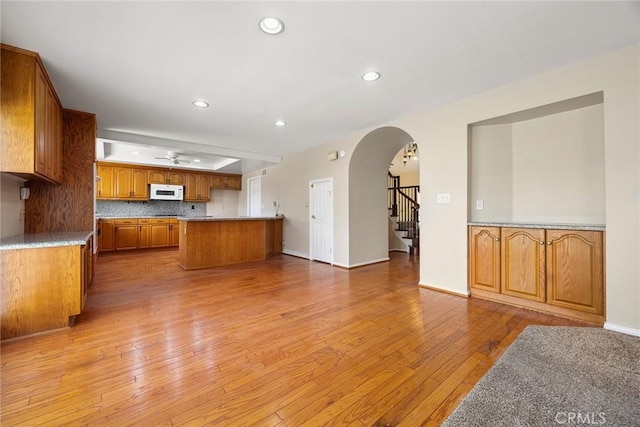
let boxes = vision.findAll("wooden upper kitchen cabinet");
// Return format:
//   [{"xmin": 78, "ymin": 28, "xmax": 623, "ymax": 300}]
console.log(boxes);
[
  {"xmin": 546, "ymin": 230, "xmax": 604, "ymax": 315},
  {"xmin": 184, "ymin": 173, "xmax": 212, "ymax": 201},
  {"xmin": 212, "ymin": 174, "xmax": 242, "ymax": 190},
  {"xmin": 469, "ymin": 226, "xmax": 501, "ymax": 293},
  {"xmin": 114, "ymin": 167, "xmax": 148, "ymax": 200},
  {"xmin": 97, "ymin": 164, "xmax": 115, "ymax": 199},
  {"xmin": 148, "ymin": 170, "xmax": 185, "ymax": 185},
  {"xmin": 1, "ymin": 44, "xmax": 63, "ymax": 184}
]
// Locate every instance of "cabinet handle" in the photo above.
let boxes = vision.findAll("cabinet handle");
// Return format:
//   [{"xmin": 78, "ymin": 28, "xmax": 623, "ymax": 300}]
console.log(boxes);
[
  {"xmin": 495, "ymin": 238, "xmax": 499, "ymax": 242},
  {"xmin": 547, "ymin": 241, "xmax": 552, "ymax": 245},
  {"xmin": 539, "ymin": 241, "xmax": 544, "ymax": 245}
]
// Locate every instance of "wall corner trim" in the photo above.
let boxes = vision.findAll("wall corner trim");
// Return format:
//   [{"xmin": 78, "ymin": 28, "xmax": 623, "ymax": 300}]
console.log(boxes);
[
  {"xmin": 418, "ymin": 283, "xmax": 470, "ymax": 298},
  {"xmin": 603, "ymin": 322, "xmax": 640, "ymax": 337}
]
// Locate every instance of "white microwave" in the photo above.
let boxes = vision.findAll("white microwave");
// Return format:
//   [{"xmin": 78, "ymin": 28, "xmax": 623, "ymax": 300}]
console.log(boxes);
[{"xmin": 150, "ymin": 184, "xmax": 184, "ymax": 200}]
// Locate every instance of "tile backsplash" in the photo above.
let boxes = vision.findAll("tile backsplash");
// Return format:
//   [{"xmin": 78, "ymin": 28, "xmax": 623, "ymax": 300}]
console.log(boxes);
[{"xmin": 97, "ymin": 200, "xmax": 206, "ymax": 217}]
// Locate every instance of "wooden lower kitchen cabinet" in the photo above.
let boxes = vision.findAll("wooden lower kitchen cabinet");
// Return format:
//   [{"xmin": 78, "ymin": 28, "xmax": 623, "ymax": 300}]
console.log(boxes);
[
  {"xmin": 546, "ymin": 229, "xmax": 604, "ymax": 315},
  {"xmin": 469, "ymin": 225, "xmax": 604, "ymax": 324},
  {"xmin": 139, "ymin": 219, "xmax": 150, "ymax": 248},
  {"xmin": 1, "ymin": 232, "xmax": 93, "ymax": 340},
  {"xmin": 170, "ymin": 219, "xmax": 179, "ymax": 246},
  {"xmin": 99, "ymin": 219, "xmax": 115, "ymax": 252},
  {"xmin": 501, "ymin": 227, "xmax": 546, "ymax": 302},
  {"xmin": 114, "ymin": 218, "xmax": 139, "ymax": 250},
  {"xmin": 468, "ymin": 226, "xmax": 501, "ymax": 293},
  {"xmin": 150, "ymin": 218, "xmax": 171, "ymax": 247}
]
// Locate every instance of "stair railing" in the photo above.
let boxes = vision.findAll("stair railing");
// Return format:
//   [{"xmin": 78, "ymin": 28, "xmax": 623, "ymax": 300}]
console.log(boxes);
[{"xmin": 387, "ymin": 172, "xmax": 420, "ymax": 254}]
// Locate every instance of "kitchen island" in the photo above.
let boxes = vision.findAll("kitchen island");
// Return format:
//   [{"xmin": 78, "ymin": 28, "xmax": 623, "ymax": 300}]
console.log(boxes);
[{"xmin": 178, "ymin": 216, "xmax": 283, "ymax": 270}]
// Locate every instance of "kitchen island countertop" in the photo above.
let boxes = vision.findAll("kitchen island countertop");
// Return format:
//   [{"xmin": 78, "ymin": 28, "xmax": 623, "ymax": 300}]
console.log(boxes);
[
  {"xmin": 0, "ymin": 231, "xmax": 94, "ymax": 251},
  {"xmin": 178, "ymin": 216, "xmax": 284, "ymax": 222}
]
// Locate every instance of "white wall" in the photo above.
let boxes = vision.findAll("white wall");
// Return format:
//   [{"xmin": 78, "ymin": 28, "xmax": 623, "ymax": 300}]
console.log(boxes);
[
  {"xmin": 392, "ymin": 45, "xmax": 638, "ymax": 332},
  {"xmin": 0, "ymin": 174, "xmax": 26, "ymax": 238}
]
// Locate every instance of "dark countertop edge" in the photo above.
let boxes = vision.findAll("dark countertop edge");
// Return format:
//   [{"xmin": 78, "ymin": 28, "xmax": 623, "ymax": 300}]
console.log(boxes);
[
  {"xmin": 0, "ymin": 231, "xmax": 94, "ymax": 251},
  {"xmin": 178, "ymin": 216, "xmax": 284, "ymax": 222},
  {"xmin": 468, "ymin": 222, "xmax": 605, "ymax": 231}
]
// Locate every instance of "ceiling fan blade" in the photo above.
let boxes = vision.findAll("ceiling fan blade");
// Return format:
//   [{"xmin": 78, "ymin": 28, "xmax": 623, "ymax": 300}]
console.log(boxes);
[
  {"xmin": 179, "ymin": 160, "xmax": 191, "ymax": 164},
  {"xmin": 154, "ymin": 156, "xmax": 169, "ymax": 160}
]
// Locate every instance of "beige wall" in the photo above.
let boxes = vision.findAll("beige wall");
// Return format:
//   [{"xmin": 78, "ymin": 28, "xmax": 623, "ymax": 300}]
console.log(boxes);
[
  {"xmin": 392, "ymin": 44, "xmax": 638, "ymax": 332},
  {"xmin": 470, "ymin": 124, "xmax": 513, "ymax": 222},
  {"xmin": 206, "ymin": 189, "xmax": 239, "ymax": 217},
  {"xmin": 0, "ymin": 174, "xmax": 26, "ymax": 238},
  {"xmin": 470, "ymin": 104, "xmax": 605, "ymax": 224},
  {"xmin": 239, "ymin": 45, "xmax": 638, "ymax": 332}
]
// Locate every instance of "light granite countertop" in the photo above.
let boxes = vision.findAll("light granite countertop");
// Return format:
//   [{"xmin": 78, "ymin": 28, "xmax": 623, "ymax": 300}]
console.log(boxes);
[
  {"xmin": 0, "ymin": 231, "xmax": 94, "ymax": 251},
  {"xmin": 468, "ymin": 222, "xmax": 605, "ymax": 231},
  {"xmin": 178, "ymin": 216, "xmax": 284, "ymax": 222}
]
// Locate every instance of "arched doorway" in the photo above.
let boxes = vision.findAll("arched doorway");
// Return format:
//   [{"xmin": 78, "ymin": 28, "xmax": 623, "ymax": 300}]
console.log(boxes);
[{"xmin": 348, "ymin": 126, "xmax": 418, "ymax": 266}]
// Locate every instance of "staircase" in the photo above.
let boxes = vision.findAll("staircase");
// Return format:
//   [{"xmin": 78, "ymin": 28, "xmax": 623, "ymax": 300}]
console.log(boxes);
[{"xmin": 388, "ymin": 172, "xmax": 420, "ymax": 255}]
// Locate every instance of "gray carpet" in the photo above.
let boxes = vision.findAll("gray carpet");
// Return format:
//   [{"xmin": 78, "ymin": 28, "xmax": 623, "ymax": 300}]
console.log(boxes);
[{"xmin": 442, "ymin": 326, "xmax": 640, "ymax": 427}]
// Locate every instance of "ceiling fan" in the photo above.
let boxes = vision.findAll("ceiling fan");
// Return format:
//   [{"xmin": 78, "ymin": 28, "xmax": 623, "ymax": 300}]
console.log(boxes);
[{"xmin": 154, "ymin": 151, "xmax": 191, "ymax": 165}]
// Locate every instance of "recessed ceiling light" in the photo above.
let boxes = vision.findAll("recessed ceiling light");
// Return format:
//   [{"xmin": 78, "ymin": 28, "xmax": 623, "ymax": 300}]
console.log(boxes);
[
  {"xmin": 274, "ymin": 120, "xmax": 286, "ymax": 127},
  {"xmin": 131, "ymin": 151, "xmax": 141, "ymax": 155},
  {"xmin": 192, "ymin": 100, "xmax": 209, "ymax": 108},
  {"xmin": 259, "ymin": 17, "xmax": 284, "ymax": 35},
  {"xmin": 362, "ymin": 71, "xmax": 381, "ymax": 82},
  {"xmin": 193, "ymin": 159, "xmax": 201, "ymax": 163}
]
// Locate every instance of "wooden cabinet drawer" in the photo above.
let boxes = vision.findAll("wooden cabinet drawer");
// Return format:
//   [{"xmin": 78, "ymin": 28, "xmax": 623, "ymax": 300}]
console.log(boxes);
[
  {"xmin": 150, "ymin": 218, "xmax": 171, "ymax": 224},
  {"xmin": 115, "ymin": 218, "xmax": 138, "ymax": 225},
  {"xmin": 138, "ymin": 218, "xmax": 150, "ymax": 224}
]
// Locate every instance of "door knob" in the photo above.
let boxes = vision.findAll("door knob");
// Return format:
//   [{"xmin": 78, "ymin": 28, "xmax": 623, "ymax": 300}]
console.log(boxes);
[{"xmin": 312, "ymin": 215, "xmax": 316, "ymax": 219}]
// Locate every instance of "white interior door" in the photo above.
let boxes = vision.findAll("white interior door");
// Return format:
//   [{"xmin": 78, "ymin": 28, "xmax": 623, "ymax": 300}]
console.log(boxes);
[
  {"xmin": 309, "ymin": 178, "xmax": 333, "ymax": 263},
  {"xmin": 248, "ymin": 176, "xmax": 261, "ymax": 217}
]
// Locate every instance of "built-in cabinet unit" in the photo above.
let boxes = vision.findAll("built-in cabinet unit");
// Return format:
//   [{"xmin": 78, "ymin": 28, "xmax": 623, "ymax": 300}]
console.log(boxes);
[
  {"xmin": 1, "ymin": 44, "xmax": 63, "ymax": 184},
  {"xmin": 96, "ymin": 161, "xmax": 241, "ymax": 200},
  {"xmin": 469, "ymin": 225, "xmax": 604, "ymax": 324},
  {"xmin": 98, "ymin": 218, "xmax": 180, "ymax": 252}
]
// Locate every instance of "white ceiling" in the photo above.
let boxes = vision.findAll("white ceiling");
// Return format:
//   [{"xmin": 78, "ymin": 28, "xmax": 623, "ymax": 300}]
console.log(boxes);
[{"xmin": 2, "ymin": 2, "xmax": 638, "ymax": 174}]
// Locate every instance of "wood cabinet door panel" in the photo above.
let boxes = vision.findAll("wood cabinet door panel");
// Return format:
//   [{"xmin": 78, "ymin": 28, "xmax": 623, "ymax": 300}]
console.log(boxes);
[
  {"xmin": 501, "ymin": 228, "xmax": 546, "ymax": 302},
  {"xmin": 168, "ymin": 172, "xmax": 185, "ymax": 185},
  {"xmin": 139, "ymin": 225, "xmax": 150, "ymax": 248},
  {"xmin": 150, "ymin": 224, "xmax": 170, "ymax": 247},
  {"xmin": 97, "ymin": 165, "xmax": 114, "ymax": 198},
  {"xmin": 546, "ymin": 230, "xmax": 604, "ymax": 314},
  {"xmin": 148, "ymin": 171, "xmax": 167, "ymax": 184},
  {"xmin": 34, "ymin": 67, "xmax": 47, "ymax": 175},
  {"xmin": 99, "ymin": 220, "xmax": 115, "ymax": 252},
  {"xmin": 469, "ymin": 226, "xmax": 501, "ymax": 293},
  {"xmin": 114, "ymin": 167, "xmax": 132, "ymax": 198},
  {"xmin": 169, "ymin": 222, "xmax": 180, "ymax": 246},
  {"xmin": 115, "ymin": 225, "xmax": 138, "ymax": 250},
  {"xmin": 131, "ymin": 168, "xmax": 148, "ymax": 199}
]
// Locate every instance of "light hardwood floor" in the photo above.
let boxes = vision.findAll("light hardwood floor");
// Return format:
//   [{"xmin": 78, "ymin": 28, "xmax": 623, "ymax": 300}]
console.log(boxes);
[{"xmin": 0, "ymin": 250, "xmax": 585, "ymax": 426}]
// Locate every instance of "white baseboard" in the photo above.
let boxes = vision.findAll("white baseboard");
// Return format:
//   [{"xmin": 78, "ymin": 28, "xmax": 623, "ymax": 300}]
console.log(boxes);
[
  {"xmin": 282, "ymin": 249, "xmax": 310, "ymax": 260},
  {"xmin": 418, "ymin": 282, "xmax": 470, "ymax": 297},
  {"xmin": 333, "ymin": 257, "xmax": 390, "ymax": 269},
  {"xmin": 603, "ymin": 322, "xmax": 640, "ymax": 337}
]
